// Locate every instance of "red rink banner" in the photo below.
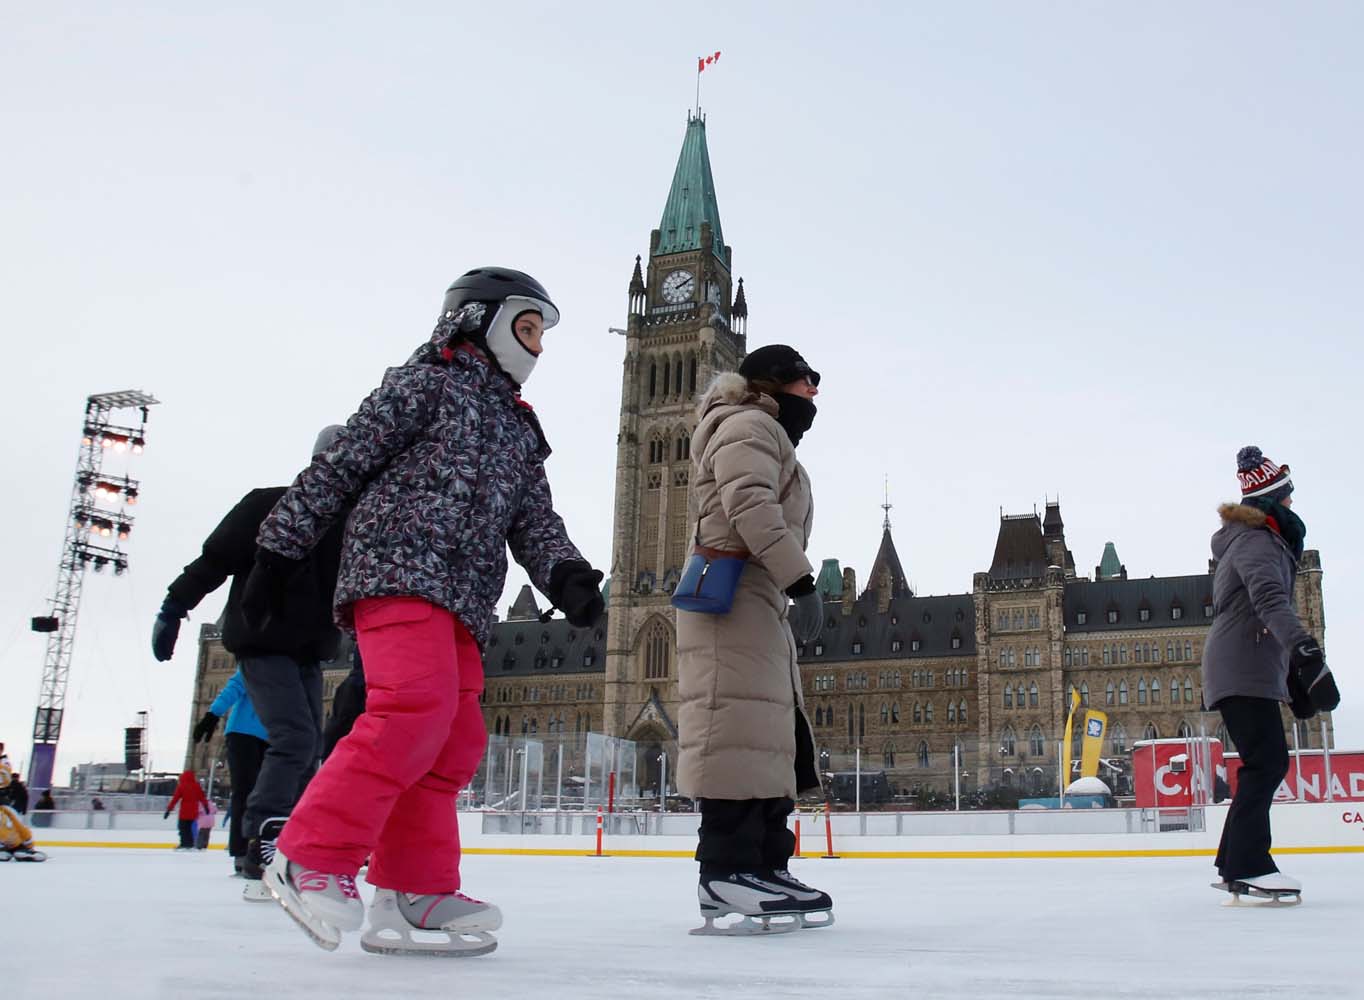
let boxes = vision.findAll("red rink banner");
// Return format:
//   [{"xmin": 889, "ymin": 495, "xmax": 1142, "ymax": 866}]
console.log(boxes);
[{"xmin": 1225, "ymin": 749, "xmax": 1364, "ymax": 803}]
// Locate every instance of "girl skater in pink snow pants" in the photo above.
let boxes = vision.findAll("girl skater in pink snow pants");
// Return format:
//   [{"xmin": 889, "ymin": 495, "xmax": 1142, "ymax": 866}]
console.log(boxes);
[{"xmin": 242, "ymin": 268, "xmax": 605, "ymax": 955}]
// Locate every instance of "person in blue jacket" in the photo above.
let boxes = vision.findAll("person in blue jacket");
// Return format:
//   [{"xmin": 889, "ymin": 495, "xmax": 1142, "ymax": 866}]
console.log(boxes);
[{"xmin": 193, "ymin": 667, "xmax": 270, "ymax": 874}]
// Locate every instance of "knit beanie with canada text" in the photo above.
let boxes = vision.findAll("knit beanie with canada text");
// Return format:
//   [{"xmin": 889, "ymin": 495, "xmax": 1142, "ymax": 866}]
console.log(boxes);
[{"xmin": 1236, "ymin": 445, "xmax": 1293, "ymax": 503}]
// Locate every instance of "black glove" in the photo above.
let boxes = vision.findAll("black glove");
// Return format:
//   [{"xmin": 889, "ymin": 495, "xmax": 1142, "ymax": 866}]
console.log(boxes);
[
  {"xmin": 1286, "ymin": 669, "xmax": 1315, "ymax": 720},
  {"xmin": 162, "ymin": 809, "xmax": 170, "ymax": 820},
  {"xmin": 240, "ymin": 549, "xmax": 304, "ymax": 631},
  {"xmin": 548, "ymin": 560, "xmax": 606, "ymax": 627},
  {"xmin": 192, "ymin": 711, "xmax": 220, "ymax": 744},
  {"xmin": 785, "ymin": 575, "xmax": 823, "ymax": 645},
  {"xmin": 1290, "ymin": 637, "xmax": 1340, "ymax": 713},
  {"xmin": 151, "ymin": 597, "xmax": 188, "ymax": 662}
]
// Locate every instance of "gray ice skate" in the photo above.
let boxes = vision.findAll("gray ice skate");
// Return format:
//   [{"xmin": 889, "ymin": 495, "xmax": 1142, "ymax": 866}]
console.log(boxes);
[
  {"xmin": 690, "ymin": 872, "xmax": 802, "ymax": 936},
  {"xmin": 264, "ymin": 847, "xmax": 364, "ymax": 951},
  {"xmin": 361, "ymin": 888, "xmax": 501, "ymax": 957},
  {"xmin": 7, "ymin": 844, "xmax": 47, "ymax": 862}
]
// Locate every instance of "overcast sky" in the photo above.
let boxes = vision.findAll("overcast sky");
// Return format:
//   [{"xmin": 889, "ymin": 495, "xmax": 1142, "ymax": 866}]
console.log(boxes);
[{"xmin": 2, "ymin": 3, "xmax": 1360, "ymax": 781}]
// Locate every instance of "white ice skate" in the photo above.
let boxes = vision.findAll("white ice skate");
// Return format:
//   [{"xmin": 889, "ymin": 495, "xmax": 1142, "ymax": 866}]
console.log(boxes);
[
  {"xmin": 766, "ymin": 869, "xmax": 835, "ymax": 929},
  {"xmin": 6, "ymin": 844, "xmax": 46, "ymax": 863},
  {"xmin": 361, "ymin": 889, "xmax": 501, "ymax": 957},
  {"xmin": 690, "ymin": 872, "xmax": 802, "ymax": 936},
  {"xmin": 264, "ymin": 848, "xmax": 365, "ymax": 951},
  {"xmin": 1214, "ymin": 871, "xmax": 1302, "ymax": 906}
]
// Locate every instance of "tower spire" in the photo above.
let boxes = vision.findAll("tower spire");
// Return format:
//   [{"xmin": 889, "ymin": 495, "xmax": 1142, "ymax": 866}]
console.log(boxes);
[{"xmin": 881, "ymin": 475, "xmax": 893, "ymax": 532}]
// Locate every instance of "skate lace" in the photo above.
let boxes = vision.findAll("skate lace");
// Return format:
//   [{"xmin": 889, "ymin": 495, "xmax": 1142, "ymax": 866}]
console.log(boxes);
[
  {"xmin": 453, "ymin": 890, "xmax": 484, "ymax": 905},
  {"xmin": 774, "ymin": 869, "xmax": 812, "ymax": 891}
]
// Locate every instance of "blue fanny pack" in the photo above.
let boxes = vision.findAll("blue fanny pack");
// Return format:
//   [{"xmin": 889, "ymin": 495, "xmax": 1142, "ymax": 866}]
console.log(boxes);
[{"xmin": 672, "ymin": 545, "xmax": 749, "ymax": 614}]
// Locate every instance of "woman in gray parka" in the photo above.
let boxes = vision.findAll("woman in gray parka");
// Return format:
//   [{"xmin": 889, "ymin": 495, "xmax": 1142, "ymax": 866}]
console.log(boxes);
[{"xmin": 1202, "ymin": 446, "xmax": 1338, "ymax": 900}]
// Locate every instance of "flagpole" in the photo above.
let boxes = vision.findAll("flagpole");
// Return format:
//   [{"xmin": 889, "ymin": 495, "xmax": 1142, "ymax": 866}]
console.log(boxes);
[{"xmin": 695, "ymin": 58, "xmax": 701, "ymax": 116}]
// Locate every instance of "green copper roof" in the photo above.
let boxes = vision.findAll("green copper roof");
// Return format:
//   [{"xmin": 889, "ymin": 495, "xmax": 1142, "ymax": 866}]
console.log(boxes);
[
  {"xmin": 816, "ymin": 558, "xmax": 843, "ymax": 599},
  {"xmin": 1097, "ymin": 542, "xmax": 1123, "ymax": 580},
  {"xmin": 655, "ymin": 114, "xmax": 725, "ymax": 259}
]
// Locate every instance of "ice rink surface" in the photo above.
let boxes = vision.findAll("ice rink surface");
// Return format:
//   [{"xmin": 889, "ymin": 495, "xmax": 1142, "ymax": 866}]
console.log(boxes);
[{"xmin": 9, "ymin": 848, "xmax": 1362, "ymax": 999}]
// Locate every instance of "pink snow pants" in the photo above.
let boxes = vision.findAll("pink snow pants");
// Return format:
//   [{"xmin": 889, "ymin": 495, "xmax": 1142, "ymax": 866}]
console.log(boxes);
[{"xmin": 275, "ymin": 597, "xmax": 487, "ymax": 895}]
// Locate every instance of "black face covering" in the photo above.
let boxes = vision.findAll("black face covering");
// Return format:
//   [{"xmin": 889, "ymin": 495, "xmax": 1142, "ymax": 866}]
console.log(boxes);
[{"xmin": 774, "ymin": 393, "xmax": 817, "ymax": 447}]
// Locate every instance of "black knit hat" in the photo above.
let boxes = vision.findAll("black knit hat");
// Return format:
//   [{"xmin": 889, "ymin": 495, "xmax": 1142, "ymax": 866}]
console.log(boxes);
[{"xmin": 738, "ymin": 345, "xmax": 820, "ymax": 387}]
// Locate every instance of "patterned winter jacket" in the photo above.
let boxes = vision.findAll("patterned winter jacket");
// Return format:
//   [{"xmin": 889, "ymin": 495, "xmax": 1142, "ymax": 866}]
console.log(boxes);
[{"xmin": 256, "ymin": 335, "xmax": 585, "ymax": 650}]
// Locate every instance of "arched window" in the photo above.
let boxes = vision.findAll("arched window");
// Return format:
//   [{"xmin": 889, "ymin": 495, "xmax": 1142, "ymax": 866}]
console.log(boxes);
[
  {"xmin": 924, "ymin": 702, "xmax": 934, "ymax": 723},
  {"xmin": 648, "ymin": 362, "xmax": 657, "ymax": 400},
  {"xmin": 947, "ymin": 701, "xmax": 956, "ymax": 722},
  {"xmin": 688, "ymin": 356, "xmax": 698, "ymax": 396},
  {"xmin": 662, "ymin": 358, "xmax": 671, "ymax": 397},
  {"xmin": 641, "ymin": 619, "xmax": 672, "ymax": 679},
  {"xmin": 1029, "ymin": 725, "xmax": 1045, "ymax": 757},
  {"xmin": 1064, "ymin": 647, "xmax": 1073, "ymax": 667},
  {"xmin": 883, "ymin": 743, "xmax": 896, "ymax": 768},
  {"xmin": 958, "ymin": 699, "xmax": 968, "ymax": 723},
  {"xmin": 1000, "ymin": 726, "xmax": 1017, "ymax": 757},
  {"xmin": 1118, "ymin": 680, "xmax": 1129, "ymax": 705},
  {"xmin": 814, "ymin": 706, "xmax": 824, "ymax": 726},
  {"xmin": 1150, "ymin": 678, "xmax": 1161, "ymax": 704},
  {"xmin": 914, "ymin": 702, "xmax": 923, "ymax": 723},
  {"xmin": 1184, "ymin": 641, "xmax": 1193, "ymax": 661},
  {"xmin": 891, "ymin": 703, "xmax": 900, "ymax": 723},
  {"xmin": 1137, "ymin": 678, "xmax": 1148, "ymax": 705},
  {"xmin": 1106, "ymin": 682, "xmax": 1115, "ymax": 706},
  {"xmin": 1003, "ymin": 684, "xmax": 1013, "ymax": 709},
  {"xmin": 1184, "ymin": 678, "xmax": 1195, "ymax": 704},
  {"xmin": 1143, "ymin": 722, "xmax": 1159, "ymax": 741},
  {"xmin": 880, "ymin": 704, "xmax": 889, "ymax": 725},
  {"xmin": 1001, "ymin": 769, "xmax": 1013, "ymax": 788},
  {"xmin": 1110, "ymin": 723, "xmax": 1127, "ymax": 753},
  {"xmin": 1177, "ymin": 721, "xmax": 1193, "ymax": 739},
  {"xmin": 917, "ymin": 740, "xmax": 930, "ymax": 768},
  {"xmin": 858, "ymin": 703, "xmax": 866, "ymax": 743},
  {"xmin": 1029, "ymin": 682, "xmax": 1039, "ymax": 707},
  {"xmin": 1079, "ymin": 682, "xmax": 1089, "ymax": 707}
]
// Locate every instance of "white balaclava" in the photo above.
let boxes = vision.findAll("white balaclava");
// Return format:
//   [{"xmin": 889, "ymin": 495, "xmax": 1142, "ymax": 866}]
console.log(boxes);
[{"xmin": 483, "ymin": 295, "xmax": 555, "ymax": 387}]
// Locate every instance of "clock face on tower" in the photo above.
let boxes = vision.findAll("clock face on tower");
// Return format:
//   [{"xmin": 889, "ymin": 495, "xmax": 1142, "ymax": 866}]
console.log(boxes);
[{"xmin": 661, "ymin": 269, "xmax": 696, "ymax": 304}]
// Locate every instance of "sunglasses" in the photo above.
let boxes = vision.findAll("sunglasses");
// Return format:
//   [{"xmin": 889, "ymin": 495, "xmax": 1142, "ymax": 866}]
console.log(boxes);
[{"xmin": 792, "ymin": 369, "xmax": 821, "ymax": 388}]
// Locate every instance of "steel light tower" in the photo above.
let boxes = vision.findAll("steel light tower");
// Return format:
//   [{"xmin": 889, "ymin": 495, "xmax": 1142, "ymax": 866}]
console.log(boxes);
[{"xmin": 28, "ymin": 390, "xmax": 159, "ymax": 790}]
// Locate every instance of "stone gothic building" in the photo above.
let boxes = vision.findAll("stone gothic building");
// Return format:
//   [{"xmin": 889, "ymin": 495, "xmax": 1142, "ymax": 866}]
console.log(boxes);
[{"xmin": 186, "ymin": 113, "xmax": 1331, "ymax": 802}]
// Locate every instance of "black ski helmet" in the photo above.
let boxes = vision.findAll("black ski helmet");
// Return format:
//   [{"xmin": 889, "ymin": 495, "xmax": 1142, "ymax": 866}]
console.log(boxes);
[{"xmin": 441, "ymin": 267, "xmax": 560, "ymax": 328}]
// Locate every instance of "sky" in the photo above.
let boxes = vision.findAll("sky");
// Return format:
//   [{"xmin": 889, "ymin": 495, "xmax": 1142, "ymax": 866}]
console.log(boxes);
[{"xmin": 1, "ymin": 3, "xmax": 1360, "ymax": 780}]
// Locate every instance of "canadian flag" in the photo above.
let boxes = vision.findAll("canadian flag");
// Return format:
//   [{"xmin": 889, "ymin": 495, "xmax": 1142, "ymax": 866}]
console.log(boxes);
[{"xmin": 698, "ymin": 51, "xmax": 721, "ymax": 72}]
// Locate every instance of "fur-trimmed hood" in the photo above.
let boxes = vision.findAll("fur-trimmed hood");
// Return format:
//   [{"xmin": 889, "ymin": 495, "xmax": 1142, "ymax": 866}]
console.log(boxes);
[
  {"xmin": 1212, "ymin": 502, "xmax": 1282, "ymax": 561},
  {"xmin": 692, "ymin": 372, "xmax": 779, "ymax": 458},
  {"xmin": 1217, "ymin": 502, "xmax": 1268, "ymax": 528}
]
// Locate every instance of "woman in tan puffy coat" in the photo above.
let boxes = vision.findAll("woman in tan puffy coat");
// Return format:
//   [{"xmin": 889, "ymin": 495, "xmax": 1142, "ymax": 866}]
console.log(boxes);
[{"xmin": 676, "ymin": 345, "xmax": 832, "ymax": 932}]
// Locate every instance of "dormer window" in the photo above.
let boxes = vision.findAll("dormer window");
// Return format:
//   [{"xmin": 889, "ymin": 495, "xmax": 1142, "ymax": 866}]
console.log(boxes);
[
  {"xmin": 1107, "ymin": 609, "xmax": 1119, "ymax": 624},
  {"xmin": 1171, "ymin": 605, "xmax": 1184, "ymax": 621},
  {"xmin": 1076, "ymin": 611, "xmax": 1088, "ymax": 626},
  {"xmin": 851, "ymin": 640, "xmax": 863, "ymax": 655},
  {"xmin": 891, "ymin": 639, "xmax": 903, "ymax": 652},
  {"xmin": 911, "ymin": 639, "xmax": 921, "ymax": 652},
  {"xmin": 1138, "ymin": 608, "xmax": 1151, "ymax": 623},
  {"xmin": 813, "ymin": 642, "xmax": 824, "ymax": 656},
  {"xmin": 1203, "ymin": 603, "xmax": 1214, "ymax": 619}
]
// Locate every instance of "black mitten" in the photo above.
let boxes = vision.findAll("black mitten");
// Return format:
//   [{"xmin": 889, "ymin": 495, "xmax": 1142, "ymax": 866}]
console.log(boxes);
[
  {"xmin": 240, "ymin": 549, "xmax": 304, "ymax": 630},
  {"xmin": 192, "ymin": 711, "xmax": 220, "ymax": 743},
  {"xmin": 151, "ymin": 597, "xmax": 188, "ymax": 662},
  {"xmin": 1290, "ymin": 637, "xmax": 1340, "ymax": 712},
  {"xmin": 548, "ymin": 560, "xmax": 606, "ymax": 627}
]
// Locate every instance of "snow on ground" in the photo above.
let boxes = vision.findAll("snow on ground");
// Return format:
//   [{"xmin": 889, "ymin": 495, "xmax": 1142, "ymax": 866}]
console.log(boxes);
[{"xmin": 10, "ymin": 848, "xmax": 1362, "ymax": 999}]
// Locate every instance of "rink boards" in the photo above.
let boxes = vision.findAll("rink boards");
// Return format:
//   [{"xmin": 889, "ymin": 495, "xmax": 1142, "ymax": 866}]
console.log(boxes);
[{"xmin": 31, "ymin": 800, "xmax": 1364, "ymax": 858}]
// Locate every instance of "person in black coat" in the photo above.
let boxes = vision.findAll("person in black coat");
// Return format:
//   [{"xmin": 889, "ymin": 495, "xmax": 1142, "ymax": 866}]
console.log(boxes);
[
  {"xmin": 8, "ymin": 774, "xmax": 28, "ymax": 815},
  {"xmin": 152, "ymin": 425, "xmax": 350, "ymax": 885}
]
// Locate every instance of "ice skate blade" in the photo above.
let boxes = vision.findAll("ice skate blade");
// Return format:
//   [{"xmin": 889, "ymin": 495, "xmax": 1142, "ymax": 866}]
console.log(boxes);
[
  {"xmin": 690, "ymin": 913, "xmax": 801, "ymax": 936},
  {"xmin": 360, "ymin": 928, "xmax": 498, "ymax": 958},
  {"xmin": 798, "ymin": 909, "xmax": 834, "ymax": 929}
]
